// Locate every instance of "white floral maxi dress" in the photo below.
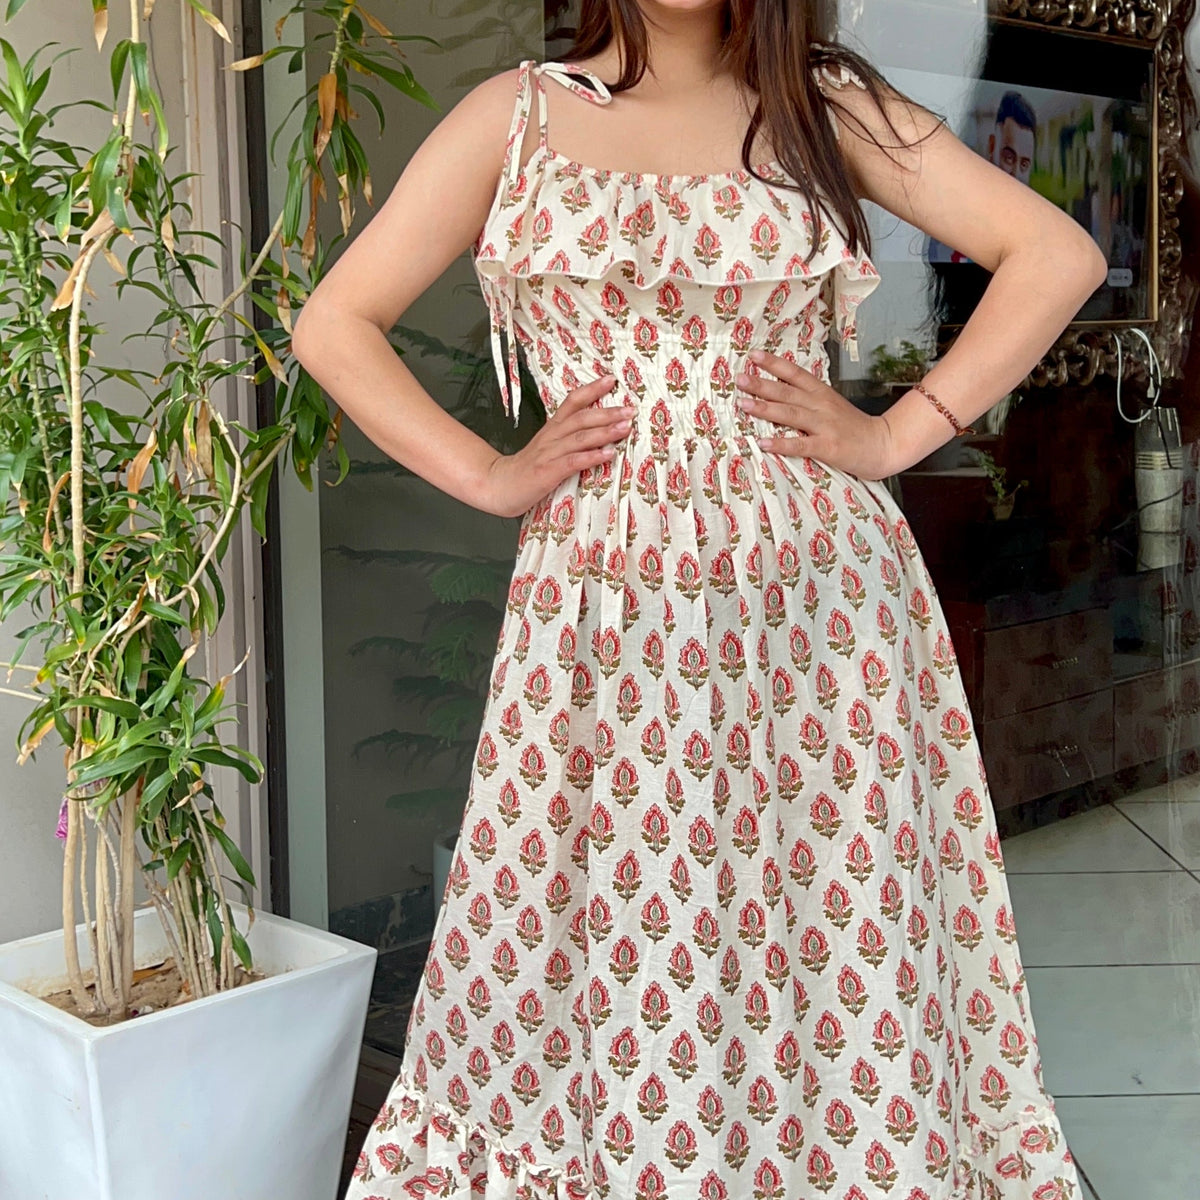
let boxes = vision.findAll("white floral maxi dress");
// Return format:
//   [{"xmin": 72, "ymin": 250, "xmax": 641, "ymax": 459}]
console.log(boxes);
[{"xmin": 346, "ymin": 59, "xmax": 1081, "ymax": 1200}]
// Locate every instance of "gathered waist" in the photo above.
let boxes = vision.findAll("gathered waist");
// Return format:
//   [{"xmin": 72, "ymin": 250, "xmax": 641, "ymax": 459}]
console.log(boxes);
[{"xmin": 536, "ymin": 331, "xmax": 829, "ymax": 443}]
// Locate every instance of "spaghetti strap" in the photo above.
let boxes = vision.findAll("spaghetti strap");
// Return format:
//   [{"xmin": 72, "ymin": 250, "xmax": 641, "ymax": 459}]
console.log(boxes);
[
  {"xmin": 533, "ymin": 62, "xmax": 613, "ymax": 158},
  {"xmin": 500, "ymin": 61, "xmax": 613, "ymax": 202},
  {"xmin": 499, "ymin": 60, "xmax": 537, "ymax": 204},
  {"xmin": 483, "ymin": 60, "xmax": 613, "ymax": 425},
  {"xmin": 484, "ymin": 60, "xmax": 540, "ymax": 425},
  {"xmin": 812, "ymin": 58, "xmax": 868, "ymax": 143},
  {"xmin": 538, "ymin": 60, "xmax": 614, "ymax": 106}
]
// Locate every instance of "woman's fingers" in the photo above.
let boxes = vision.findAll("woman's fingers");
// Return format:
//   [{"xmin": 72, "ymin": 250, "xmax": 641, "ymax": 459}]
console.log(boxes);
[
  {"xmin": 735, "ymin": 356, "xmax": 833, "ymax": 434},
  {"xmin": 556, "ymin": 373, "xmax": 619, "ymax": 417},
  {"xmin": 553, "ymin": 404, "xmax": 634, "ymax": 436},
  {"xmin": 745, "ymin": 351, "xmax": 823, "ymax": 391},
  {"xmin": 738, "ymin": 394, "xmax": 816, "ymax": 431},
  {"xmin": 543, "ymin": 376, "xmax": 633, "ymax": 451},
  {"xmin": 757, "ymin": 434, "xmax": 816, "ymax": 457},
  {"xmin": 555, "ymin": 418, "xmax": 632, "ymax": 453}
]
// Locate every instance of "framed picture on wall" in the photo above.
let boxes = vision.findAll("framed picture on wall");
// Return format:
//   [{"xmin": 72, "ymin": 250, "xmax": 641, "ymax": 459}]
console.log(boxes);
[
  {"xmin": 918, "ymin": 19, "xmax": 1156, "ymax": 329},
  {"xmin": 839, "ymin": 0, "xmax": 1192, "ymax": 387}
]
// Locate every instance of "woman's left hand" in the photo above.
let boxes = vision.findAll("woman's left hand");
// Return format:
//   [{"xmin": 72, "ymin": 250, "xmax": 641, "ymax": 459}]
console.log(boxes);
[{"xmin": 735, "ymin": 349, "xmax": 897, "ymax": 481}]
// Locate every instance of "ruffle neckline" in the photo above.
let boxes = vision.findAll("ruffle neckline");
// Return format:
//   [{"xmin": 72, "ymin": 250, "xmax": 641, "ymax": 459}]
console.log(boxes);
[
  {"xmin": 470, "ymin": 58, "xmax": 882, "ymax": 423},
  {"xmin": 352, "ymin": 1074, "xmax": 1081, "ymax": 1199}
]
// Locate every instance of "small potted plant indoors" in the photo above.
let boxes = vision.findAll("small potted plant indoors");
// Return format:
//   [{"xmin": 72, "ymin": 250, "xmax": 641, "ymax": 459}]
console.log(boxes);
[
  {"xmin": 966, "ymin": 447, "xmax": 1029, "ymax": 521},
  {"xmin": 960, "ymin": 447, "xmax": 1049, "ymax": 599},
  {"xmin": 0, "ymin": 3, "xmax": 431, "ymax": 1197},
  {"xmin": 867, "ymin": 336, "xmax": 931, "ymax": 393}
]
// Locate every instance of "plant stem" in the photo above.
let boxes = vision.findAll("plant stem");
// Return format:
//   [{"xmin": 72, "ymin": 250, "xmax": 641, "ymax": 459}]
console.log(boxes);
[
  {"xmin": 93, "ymin": 808, "xmax": 115, "ymax": 1015},
  {"xmin": 190, "ymin": 792, "xmax": 234, "ymax": 988},
  {"xmin": 60, "ymin": 795, "xmax": 93, "ymax": 1015},
  {"xmin": 67, "ymin": 239, "xmax": 104, "ymax": 608},
  {"xmin": 118, "ymin": 786, "xmax": 138, "ymax": 1007},
  {"xmin": 77, "ymin": 791, "xmax": 100, "ymax": 1004},
  {"xmin": 212, "ymin": 207, "xmax": 287, "ymax": 327}
]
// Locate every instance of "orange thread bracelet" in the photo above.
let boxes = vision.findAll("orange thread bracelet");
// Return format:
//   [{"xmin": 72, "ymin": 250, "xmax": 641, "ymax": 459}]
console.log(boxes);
[{"xmin": 912, "ymin": 381, "xmax": 976, "ymax": 436}]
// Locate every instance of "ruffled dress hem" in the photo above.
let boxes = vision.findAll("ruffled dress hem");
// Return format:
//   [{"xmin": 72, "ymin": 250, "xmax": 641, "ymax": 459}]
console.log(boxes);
[{"xmin": 347, "ymin": 1076, "xmax": 1080, "ymax": 1200}]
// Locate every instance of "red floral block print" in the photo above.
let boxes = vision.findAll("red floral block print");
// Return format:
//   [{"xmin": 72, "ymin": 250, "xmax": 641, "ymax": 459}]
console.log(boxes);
[{"xmin": 345, "ymin": 58, "xmax": 1081, "ymax": 1200}]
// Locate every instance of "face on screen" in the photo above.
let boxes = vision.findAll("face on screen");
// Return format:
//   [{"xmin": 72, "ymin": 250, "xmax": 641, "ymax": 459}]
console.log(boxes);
[{"xmin": 988, "ymin": 116, "xmax": 1035, "ymax": 185}]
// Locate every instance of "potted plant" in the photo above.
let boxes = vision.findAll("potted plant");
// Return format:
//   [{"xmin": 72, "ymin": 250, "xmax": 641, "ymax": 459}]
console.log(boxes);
[
  {"xmin": 966, "ymin": 447, "xmax": 1029, "ymax": 521},
  {"xmin": 0, "ymin": 3, "xmax": 430, "ymax": 1195},
  {"xmin": 867, "ymin": 336, "xmax": 932, "ymax": 390}
]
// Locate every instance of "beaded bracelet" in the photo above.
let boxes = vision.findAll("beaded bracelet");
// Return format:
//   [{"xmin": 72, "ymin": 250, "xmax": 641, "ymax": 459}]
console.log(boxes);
[{"xmin": 912, "ymin": 381, "xmax": 976, "ymax": 437}]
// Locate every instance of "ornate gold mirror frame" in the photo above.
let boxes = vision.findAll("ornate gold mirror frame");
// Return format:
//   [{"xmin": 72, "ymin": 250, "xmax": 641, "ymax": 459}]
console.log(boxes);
[{"xmin": 993, "ymin": 0, "xmax": 1197, "ymax": 387}]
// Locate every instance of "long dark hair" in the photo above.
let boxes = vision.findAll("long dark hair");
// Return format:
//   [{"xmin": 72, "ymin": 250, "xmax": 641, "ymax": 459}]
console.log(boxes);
[{"xmin": 555, "ymin": 0, "xmax": 937, "ymax": 262}]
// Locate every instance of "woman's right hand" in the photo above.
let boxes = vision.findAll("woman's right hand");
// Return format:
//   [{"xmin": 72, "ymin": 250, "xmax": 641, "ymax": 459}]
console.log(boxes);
[{"xmin": 479, "ymin": 375, "xmax": 634, "ymax": 518}]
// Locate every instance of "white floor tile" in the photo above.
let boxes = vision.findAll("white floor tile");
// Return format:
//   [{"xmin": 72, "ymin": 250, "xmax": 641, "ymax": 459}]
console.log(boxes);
[
  {"xmin": 1023, "ymin": 965, "xmax": 1200, "ymax": 1097},
  {"xmin": 1007, "ymin": 870, "xmax": 1200, "ymax": 966},
  {"xmin": 1118, "ymin": 775, "xmax": 1200, "ymax": 804},
  {"xmin": 1002, "ymin": 805, "xmax": 1181, "ymax": 874},
  {"xmin": 1056, "ymin": 1095, "xmax": 1200, "ymax": 1200},
  {"xmin": 1116, "ymin": 798, "xmax": 1200, "ymax": 870}
]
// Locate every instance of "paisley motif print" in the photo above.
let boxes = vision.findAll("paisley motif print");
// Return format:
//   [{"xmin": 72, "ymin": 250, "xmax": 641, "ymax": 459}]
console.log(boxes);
[{"xmin": 345, "ymin": 58, "xmax": 1081, "ymax": 1200}]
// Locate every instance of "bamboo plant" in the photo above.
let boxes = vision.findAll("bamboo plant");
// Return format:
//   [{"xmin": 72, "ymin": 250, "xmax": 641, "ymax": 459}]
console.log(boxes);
[{"xmin": 0, "ymin": 0, "xmax": 434, "ymax": 1019}]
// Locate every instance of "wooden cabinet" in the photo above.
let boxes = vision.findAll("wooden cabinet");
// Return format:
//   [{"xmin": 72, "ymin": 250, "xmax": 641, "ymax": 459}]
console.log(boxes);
[
  {"xmin": 946, "ymin": 603, "xmax": 1116, "ymax": 810},
  {"xmin": 1114, "ymin": 659, "xmax": 1200, "ymax": 770},
  {"xmin": 981, "ymin": 689, "xmax": 1114, "ymax": 809},
  {"xmin": 979, "ymin": 609, "xmax": 1112, "ymax": 720}
]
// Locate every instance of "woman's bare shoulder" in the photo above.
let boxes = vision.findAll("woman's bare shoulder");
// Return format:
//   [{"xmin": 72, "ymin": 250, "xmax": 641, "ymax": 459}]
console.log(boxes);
[{"xmin": 454, "ymin": 64, "xmax": 526, "ymax": 131}]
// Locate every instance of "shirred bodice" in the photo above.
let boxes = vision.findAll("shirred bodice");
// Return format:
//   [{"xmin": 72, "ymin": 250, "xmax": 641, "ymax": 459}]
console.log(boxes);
[{"xmin": 470, "ymin": 59, "xmax": 882, "ymax": 430}]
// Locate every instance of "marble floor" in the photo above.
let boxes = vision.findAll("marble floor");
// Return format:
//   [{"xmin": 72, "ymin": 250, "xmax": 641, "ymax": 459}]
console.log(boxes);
[{"xmin": 1004, "ymin": 776, "xmax": 1200, "ymax": 1200}]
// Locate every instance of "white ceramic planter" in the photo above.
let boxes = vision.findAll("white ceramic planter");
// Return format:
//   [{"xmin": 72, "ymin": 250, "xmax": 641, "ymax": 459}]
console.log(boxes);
[{"xmin": 0, "ymin": 903, "xmax": 377, "ymax": 1200}]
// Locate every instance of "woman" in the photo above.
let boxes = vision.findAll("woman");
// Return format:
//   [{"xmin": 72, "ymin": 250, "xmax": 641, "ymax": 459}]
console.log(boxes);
[{"xmin": 295, "ymin": 2, "xmax": 1102, "ymax": 1196}]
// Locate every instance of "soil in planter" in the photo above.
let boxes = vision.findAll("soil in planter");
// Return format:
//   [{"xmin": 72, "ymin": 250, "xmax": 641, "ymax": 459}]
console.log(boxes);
[{"xmin": 40, "ymin": 959, "xmax": 263, "ymax": 1026}]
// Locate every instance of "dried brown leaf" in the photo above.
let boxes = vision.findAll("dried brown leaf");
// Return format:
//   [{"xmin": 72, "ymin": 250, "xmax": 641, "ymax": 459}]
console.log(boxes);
[
  {"xmin": 318, "ymin": 72, "xmax": 337, "ymax": 134},
  {"xmin": 276, "ymin": 285, "xmax": 292, "ymax": 335},
  {"xmin": 196, "ymin": 400, "xmax": 213, "ymax": 481},
  {"xmin": 127, "ymin": 428, "xmax": 158, "ymax": 496}
]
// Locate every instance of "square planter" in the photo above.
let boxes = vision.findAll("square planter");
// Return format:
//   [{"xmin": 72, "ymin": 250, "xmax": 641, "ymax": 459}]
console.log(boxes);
[{"xmin": 0, "ymin": 903, "xmax": 377, "ymax": 1200}]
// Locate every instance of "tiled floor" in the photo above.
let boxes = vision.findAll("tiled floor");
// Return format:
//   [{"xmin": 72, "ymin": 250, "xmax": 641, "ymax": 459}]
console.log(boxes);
[{"xmin": 1004, "ymin": 776, "xmax": 1200, "ymax": 1200}]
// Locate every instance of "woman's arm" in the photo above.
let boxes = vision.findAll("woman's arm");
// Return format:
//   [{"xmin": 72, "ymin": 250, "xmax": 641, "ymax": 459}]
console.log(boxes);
[
  {"xmin": 842, "ymin": 78, "xmax": 1107, "ymax": 468},
  {"xmin": 290, "ymin": 69, "xmax": 631, "ymax": 518},
  {"xmin": 737, "ymin": 75, "xmax": 1108, "ymax": 477}
]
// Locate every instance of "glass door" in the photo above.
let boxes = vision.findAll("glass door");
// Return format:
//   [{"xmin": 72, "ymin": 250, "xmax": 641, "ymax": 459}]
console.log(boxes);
[{"xmin": 268, "ymin": 0, "xmax": 556, "ymax": 1055}]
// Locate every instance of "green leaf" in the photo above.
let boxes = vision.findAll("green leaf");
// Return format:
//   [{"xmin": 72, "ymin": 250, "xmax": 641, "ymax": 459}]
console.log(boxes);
[
  {"xmin": 166, "ymin": 842, "xmax": 191, "ymax": 881},
  {"xmin": 229, "ymin": 922, "xmax": 253, "ymax": 971},
  {"xmin": 191, "ymin": 743, "xmax": 262, "ymax": 783},
  {"xmin": 109, "ymin": 38, "xmax": 131, "ymax": 102},
  {"xmin": 205, "ymin": 818, "xmax": 255, "ymax": 885},
  {"xmin": 71, "ymin": 743, "xmax": 163, "ymax": 786},
  {"xmin": 148, "ymin": 651, "xmax": 188, "ymax": 717},
  {"xmin": 88, "ymin": 132, "xmax": 123, "ymax": 221},
  {"xmin": 141, "ymin": 600, "xmax": 188, "ymax": 627},
  {"xmin": 205, "ymin": 891, "xmax": 223, "ymax": 962},
  {"xmin": 139, "ymin": 769, "xmax": 175, "ymax": 821},
  {"xmin": 342, "ymin": 50, "xmax": 438, "ymax": 111},
  {"xmin": 60, "ymin": 694, "xmax": 142, "ymax": 720},
  {"xmin": 0, "ymin": 41, "xmax": 27, "ymax": 112}
]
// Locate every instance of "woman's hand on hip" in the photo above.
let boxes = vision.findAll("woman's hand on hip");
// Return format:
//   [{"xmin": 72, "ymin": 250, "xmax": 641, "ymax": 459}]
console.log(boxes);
[
  {"xmin": 736, "ymin": 350, "xmax": 897, "ymax": 481},
  {"xmin": 480, "ymin": 376, "xmax": 633, "ymax": 518}
]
